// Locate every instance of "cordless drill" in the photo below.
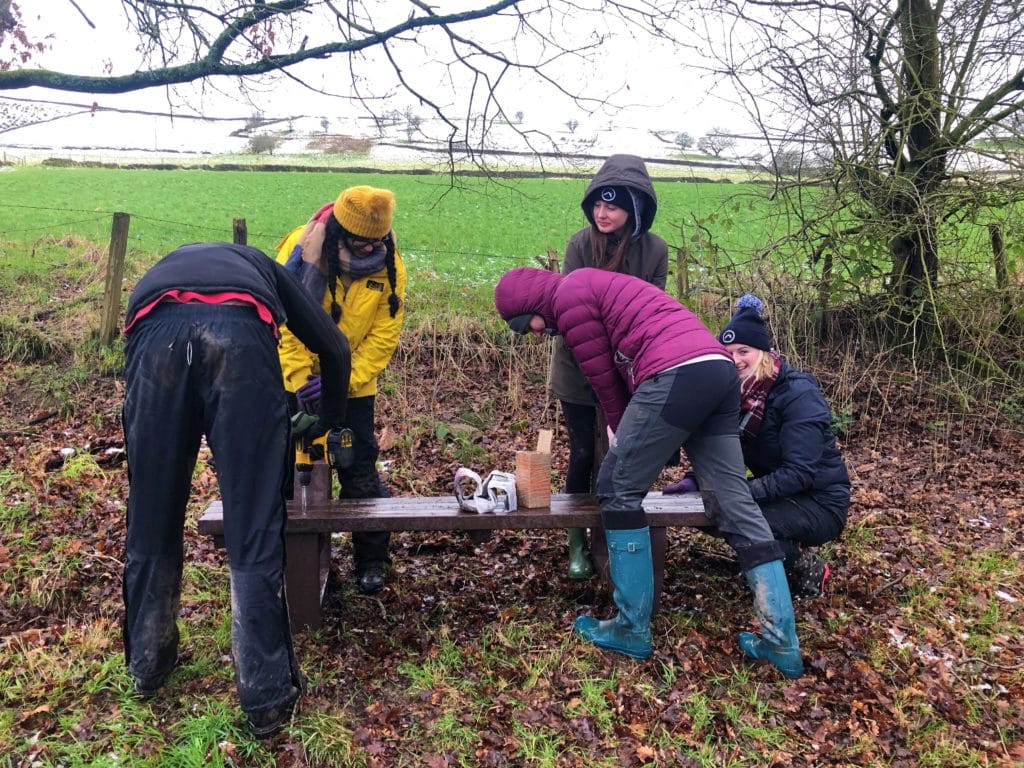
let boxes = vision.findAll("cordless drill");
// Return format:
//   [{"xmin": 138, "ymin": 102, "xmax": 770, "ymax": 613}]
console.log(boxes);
[
  {"xmin": 290, "ymin": 412, "xmax": 323, "ymax": 510},
  {"xmin": 290, "ymin": 413, "xmax": 354, "ymax": 509}
]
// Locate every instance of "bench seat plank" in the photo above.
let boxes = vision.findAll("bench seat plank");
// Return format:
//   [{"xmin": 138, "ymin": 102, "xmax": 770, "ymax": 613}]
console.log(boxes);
[
  {"xmin": 197, "ymin": 492, "xmax": 708, "ymax": 535},
  {"xmin": 197, "ymin": 491, "xmax": 709, "ymax": 632}
]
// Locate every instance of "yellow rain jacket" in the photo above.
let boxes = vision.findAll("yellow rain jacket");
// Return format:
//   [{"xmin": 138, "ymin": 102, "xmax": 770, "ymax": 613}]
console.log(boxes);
[{"xmin": 276, "ymin": 223, "xmax": 406, "ymax": 458}]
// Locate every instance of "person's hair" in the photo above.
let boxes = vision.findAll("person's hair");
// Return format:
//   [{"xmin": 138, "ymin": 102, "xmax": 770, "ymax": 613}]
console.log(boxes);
[
  {"xmin": 323, "ymin": 216, "xmax": 401, "ymax": 322},
  {"xmin": 588, "ymin": 226, "xmax": 631, "ymax": 273},
  {"xmin": 748, "ymin": 349, "xmax": 775, "ymax": 382}
]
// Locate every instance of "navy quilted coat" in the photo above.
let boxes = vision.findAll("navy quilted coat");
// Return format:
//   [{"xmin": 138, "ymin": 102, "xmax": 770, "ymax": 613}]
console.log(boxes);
[{"xmin": 495, "ymin": 267, "xmax": 727, "ymax": 431}]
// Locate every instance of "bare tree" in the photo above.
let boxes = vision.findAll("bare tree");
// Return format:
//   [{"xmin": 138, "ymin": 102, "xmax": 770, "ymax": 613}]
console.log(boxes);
[
  {"xmin": 0, "ymin": 1, "xmax": 683, "ymax": 165},
  {"xmin": 0, "ymin": 2, "xmax": 47, "ymax": 66},
  {"xmin": 696, "ymin": 129, "xmax": 735, "ymax": 157},
  {"xmin": 403, "ymin": 107, "xmax": 423, "ymax": 142},
  {"xmin": 248, "ymin": 133, "xmax": 284, "ymax": 155},
  {"xmin": 682, "ymin": 0, "xmax": 1024, "ymax": 348}
]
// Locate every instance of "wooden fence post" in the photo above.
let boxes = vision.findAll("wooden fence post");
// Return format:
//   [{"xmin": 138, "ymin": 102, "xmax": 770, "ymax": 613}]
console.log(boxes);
[
  {"xmin": 233, "ymin": 218, "xmax": 247, "ymax": 245},
  {"xmin": 100, "ymin": 212, "xmax": 130, "ymax": 346}
]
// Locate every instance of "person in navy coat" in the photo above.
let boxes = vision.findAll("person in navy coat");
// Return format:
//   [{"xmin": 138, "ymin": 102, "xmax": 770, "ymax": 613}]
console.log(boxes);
[{"xmin": 667, "ymin": 294, "xmax": 849, "ymax": 597}]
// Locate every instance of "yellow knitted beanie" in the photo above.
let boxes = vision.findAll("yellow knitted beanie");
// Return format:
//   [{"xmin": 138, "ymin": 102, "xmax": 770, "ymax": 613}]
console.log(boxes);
[{"xmin": 333, "ymin": 185, "xmax": 396, "ymax": 239}]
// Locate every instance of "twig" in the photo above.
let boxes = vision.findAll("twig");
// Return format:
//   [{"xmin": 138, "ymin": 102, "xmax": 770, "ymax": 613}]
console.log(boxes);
[
  {"xmin": 65, "ymin": 0, "xmax": 95, "ymax": 28},
  {"xmin": 870, "ymin": 569, "xmax": 912, "ymax": 598},
  {"xmin": 26, "ymin": 411, "xmax": 57, "ymax": 426},
  {"xmin": 959, "ymin": 657, "xmax": 1024, "ymax": 671}
]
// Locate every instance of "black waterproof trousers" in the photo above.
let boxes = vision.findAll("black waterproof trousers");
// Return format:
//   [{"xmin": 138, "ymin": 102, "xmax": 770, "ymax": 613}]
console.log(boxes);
[
  {"xmin": 759, "ymin": 494, "xmax": 848, "ymax": 564},
  {"xmin": 122, "ymin": 303, "xmax": 300, "ymax": 718},
  {"xmin": 337, "ymin": 395, "xmax": 390, "ymax": 568}
]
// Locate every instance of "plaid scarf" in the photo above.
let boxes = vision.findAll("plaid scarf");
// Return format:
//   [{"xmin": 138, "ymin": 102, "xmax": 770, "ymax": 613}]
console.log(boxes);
[
  {"xmin": 738, "ymin": 350, "xmax": 781, "ymax": 442},
  {"xmin": 337, "ymin": 243, "xmax": 387, "ymax": 278}
]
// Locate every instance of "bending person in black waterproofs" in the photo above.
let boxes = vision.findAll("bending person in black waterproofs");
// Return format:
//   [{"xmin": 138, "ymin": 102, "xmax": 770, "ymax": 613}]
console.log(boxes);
[{"xmin": 121, "ymin": 242, "xmax": 350, "ymax": 737}]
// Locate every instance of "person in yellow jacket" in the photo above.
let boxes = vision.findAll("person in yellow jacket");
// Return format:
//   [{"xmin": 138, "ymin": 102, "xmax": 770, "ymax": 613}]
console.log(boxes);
[{"xmin": 277, "ymin": 185, "xmax": 406, "ymax": 594}]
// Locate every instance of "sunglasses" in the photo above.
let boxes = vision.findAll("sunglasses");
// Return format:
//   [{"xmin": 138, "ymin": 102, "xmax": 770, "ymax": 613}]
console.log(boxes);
[{"xmin": 346, "ymin": 235, "xmax": 385, "ymax": 250}]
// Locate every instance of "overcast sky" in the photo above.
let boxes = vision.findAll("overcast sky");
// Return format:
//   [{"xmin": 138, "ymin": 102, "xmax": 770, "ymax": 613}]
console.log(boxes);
[{"xmin": 4, "ymin": 1, "xmax": 748, "ymax": 159}]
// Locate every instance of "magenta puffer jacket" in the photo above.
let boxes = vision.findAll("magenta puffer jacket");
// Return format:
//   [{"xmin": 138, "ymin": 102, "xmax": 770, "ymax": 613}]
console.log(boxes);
[{"xmin": 495, "ymin": 267, "xmax": 728, "ymax": 430}]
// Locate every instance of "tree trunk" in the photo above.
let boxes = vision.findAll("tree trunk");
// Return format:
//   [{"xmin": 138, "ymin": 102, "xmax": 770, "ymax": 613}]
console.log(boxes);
[
  {"xmin": 884, "ymin": 0, "xmax": 944, "ymax": 353},
  {"xmin": 888, "ymin": 217, "xmax": 939, "ymax": 350}
]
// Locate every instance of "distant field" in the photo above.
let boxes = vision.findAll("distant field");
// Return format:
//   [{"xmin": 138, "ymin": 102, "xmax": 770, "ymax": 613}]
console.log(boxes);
[{"xmin": 0, "ymin": 165, "xmax": 782, "ymax": 278}]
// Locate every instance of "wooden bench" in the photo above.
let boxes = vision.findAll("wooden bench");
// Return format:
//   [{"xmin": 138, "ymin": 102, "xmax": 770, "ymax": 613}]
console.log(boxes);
[{"xmin": 198, "ymin": 482, "xmax": 709, "ymax": 632}]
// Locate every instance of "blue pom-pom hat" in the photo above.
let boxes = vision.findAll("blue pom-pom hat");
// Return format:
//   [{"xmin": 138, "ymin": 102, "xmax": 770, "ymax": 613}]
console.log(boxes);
[{"xmin": 718, "ymin": 293, "xmax": 772, "ymax": 350}]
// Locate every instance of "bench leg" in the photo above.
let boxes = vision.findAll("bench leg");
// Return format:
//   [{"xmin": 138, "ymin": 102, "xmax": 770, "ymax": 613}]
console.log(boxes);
[
  {"xmin": 650, "ymin": 526, "xmax": 666, "ymax": 616},
  {"xmin": 285, "ymin": 532, "xmax": 328, "ymax": 633},
  {"xmin": 590, "ymin": 526, "xmax": 609, "ymax": 582}
]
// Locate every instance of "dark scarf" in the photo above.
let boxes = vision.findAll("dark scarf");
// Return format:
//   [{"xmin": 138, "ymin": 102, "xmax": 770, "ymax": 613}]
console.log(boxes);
[
  {"xmin": 738, "ymin": 350, "xmax": 782, "ymax": 442},
  {"xmin": 282, "ymin": 213, "xmax": 387, "ymax": 305}
]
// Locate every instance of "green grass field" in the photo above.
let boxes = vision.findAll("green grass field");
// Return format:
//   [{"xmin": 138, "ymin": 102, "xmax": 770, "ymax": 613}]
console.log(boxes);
[
  {"xmin": 0, "ymin": 165, "xmax": 780, "ymax": 272},
  {"xmin": 0, "ymin": 165, "xmax": 790, "ymax": 331}
]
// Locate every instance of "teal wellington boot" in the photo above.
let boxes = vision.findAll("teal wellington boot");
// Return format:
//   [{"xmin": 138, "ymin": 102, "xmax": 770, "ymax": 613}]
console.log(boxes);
[
  {"xmin": 573, "ymin": 527, "xmax": 653, "ymax": 660},
  {"xmin": 566, "ymin": 527, "xmax": 594, "ymax": 580},
  {"xmin": 738, "ymin": 560, "xmax": 804, "ymax": 679}
]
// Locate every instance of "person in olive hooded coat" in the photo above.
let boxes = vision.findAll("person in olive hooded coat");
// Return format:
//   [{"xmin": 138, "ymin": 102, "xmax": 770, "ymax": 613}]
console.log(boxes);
[{"xmin": 548, "ymin": 154, "xmax": 669, "ymax": 580}]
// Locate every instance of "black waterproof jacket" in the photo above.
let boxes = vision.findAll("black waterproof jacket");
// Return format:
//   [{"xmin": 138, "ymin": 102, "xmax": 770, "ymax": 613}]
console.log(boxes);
[{"xmin": 125, "ymin": 241, "xmax": 351, "ymax": 426}]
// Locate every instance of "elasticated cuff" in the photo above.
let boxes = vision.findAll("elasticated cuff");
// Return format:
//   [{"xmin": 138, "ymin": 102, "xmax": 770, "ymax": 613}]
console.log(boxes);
[
  {"xmin": 601, "ymin": 508, "xmax": 648, "ymax": 530},
  {"xmin": 734, "ymin": 539, "xmax": 784, "ymax": 572}
]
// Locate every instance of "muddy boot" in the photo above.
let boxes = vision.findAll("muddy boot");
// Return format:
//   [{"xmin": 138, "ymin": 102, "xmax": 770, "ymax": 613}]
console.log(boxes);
[
  {"xmin": 738, "ymin": 560, "xmax": 804, "ymax": 679},
  {"xmin": 566, "ymin": 527, "xmax": 594, "ymax": 580},
  {"xmin": 573, "ymin": 527, "xmax": 653, "ymax": 660}
]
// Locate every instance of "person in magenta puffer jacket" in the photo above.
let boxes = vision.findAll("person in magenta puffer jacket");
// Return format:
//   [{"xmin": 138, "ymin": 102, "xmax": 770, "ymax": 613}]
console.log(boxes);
[
  {"xmin": 549, "ymin": 154, "xmax": 669, "ymax": 581},
  {"xmin": 494, "ymin": 266, "xmax": 804, "ymax": 677}
]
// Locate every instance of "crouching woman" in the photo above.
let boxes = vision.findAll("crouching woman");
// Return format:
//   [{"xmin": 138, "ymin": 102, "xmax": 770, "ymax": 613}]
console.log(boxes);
[{"xmin": 494, "ymin": 266, "xmax": 803, "ymax": 678}]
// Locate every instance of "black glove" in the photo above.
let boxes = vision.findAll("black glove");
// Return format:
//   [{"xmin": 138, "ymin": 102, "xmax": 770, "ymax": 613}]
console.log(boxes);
[
  {"xmin": 306, "ymin": 417, "xmax": 334, "ymax": 442},
  {"xmin": 327, "ymin": 427, "xmax": 354, "ymax": 469},
  {"xmin": 290, "ymin": 412, "xmax": 333, "ymax": 442}
]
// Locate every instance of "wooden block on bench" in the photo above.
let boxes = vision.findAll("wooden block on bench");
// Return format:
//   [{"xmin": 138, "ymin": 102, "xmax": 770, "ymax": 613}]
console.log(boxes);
[
  {"xmin": 516, "ymin": 429, "xmax": 553, "ymax": 508},
  {"xmin": 515, "ymin": 450, "xmax": 551, "ymax": 508}
]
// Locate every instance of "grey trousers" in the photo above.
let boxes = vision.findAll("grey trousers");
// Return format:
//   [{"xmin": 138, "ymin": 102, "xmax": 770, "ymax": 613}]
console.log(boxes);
[{"xmin": 596, "ymin": 359, "xmax": 783, "ymax": 571}]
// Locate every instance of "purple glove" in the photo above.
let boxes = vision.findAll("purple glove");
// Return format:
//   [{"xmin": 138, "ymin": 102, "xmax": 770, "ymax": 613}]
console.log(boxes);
[
  {"xmin": 295, "ymin": 375, "xmax": 322, "ymax": 414},
  {"xmin": 663, "ymin": 473, "xmax": 699, "ymax": 494}
]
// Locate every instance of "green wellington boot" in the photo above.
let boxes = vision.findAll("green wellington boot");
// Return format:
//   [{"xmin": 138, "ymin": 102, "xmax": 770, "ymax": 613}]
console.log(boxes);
[
  {"xmin": 566, "ymin": 527, "xmax": 594, "ymax": 580},
  {"xmin": 573, "ymin": 526, "xmax": 653, "ymax": 660},
  {"xmin": 738, "ymin": 560, "xmax": 804, "ymax": 679}
]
